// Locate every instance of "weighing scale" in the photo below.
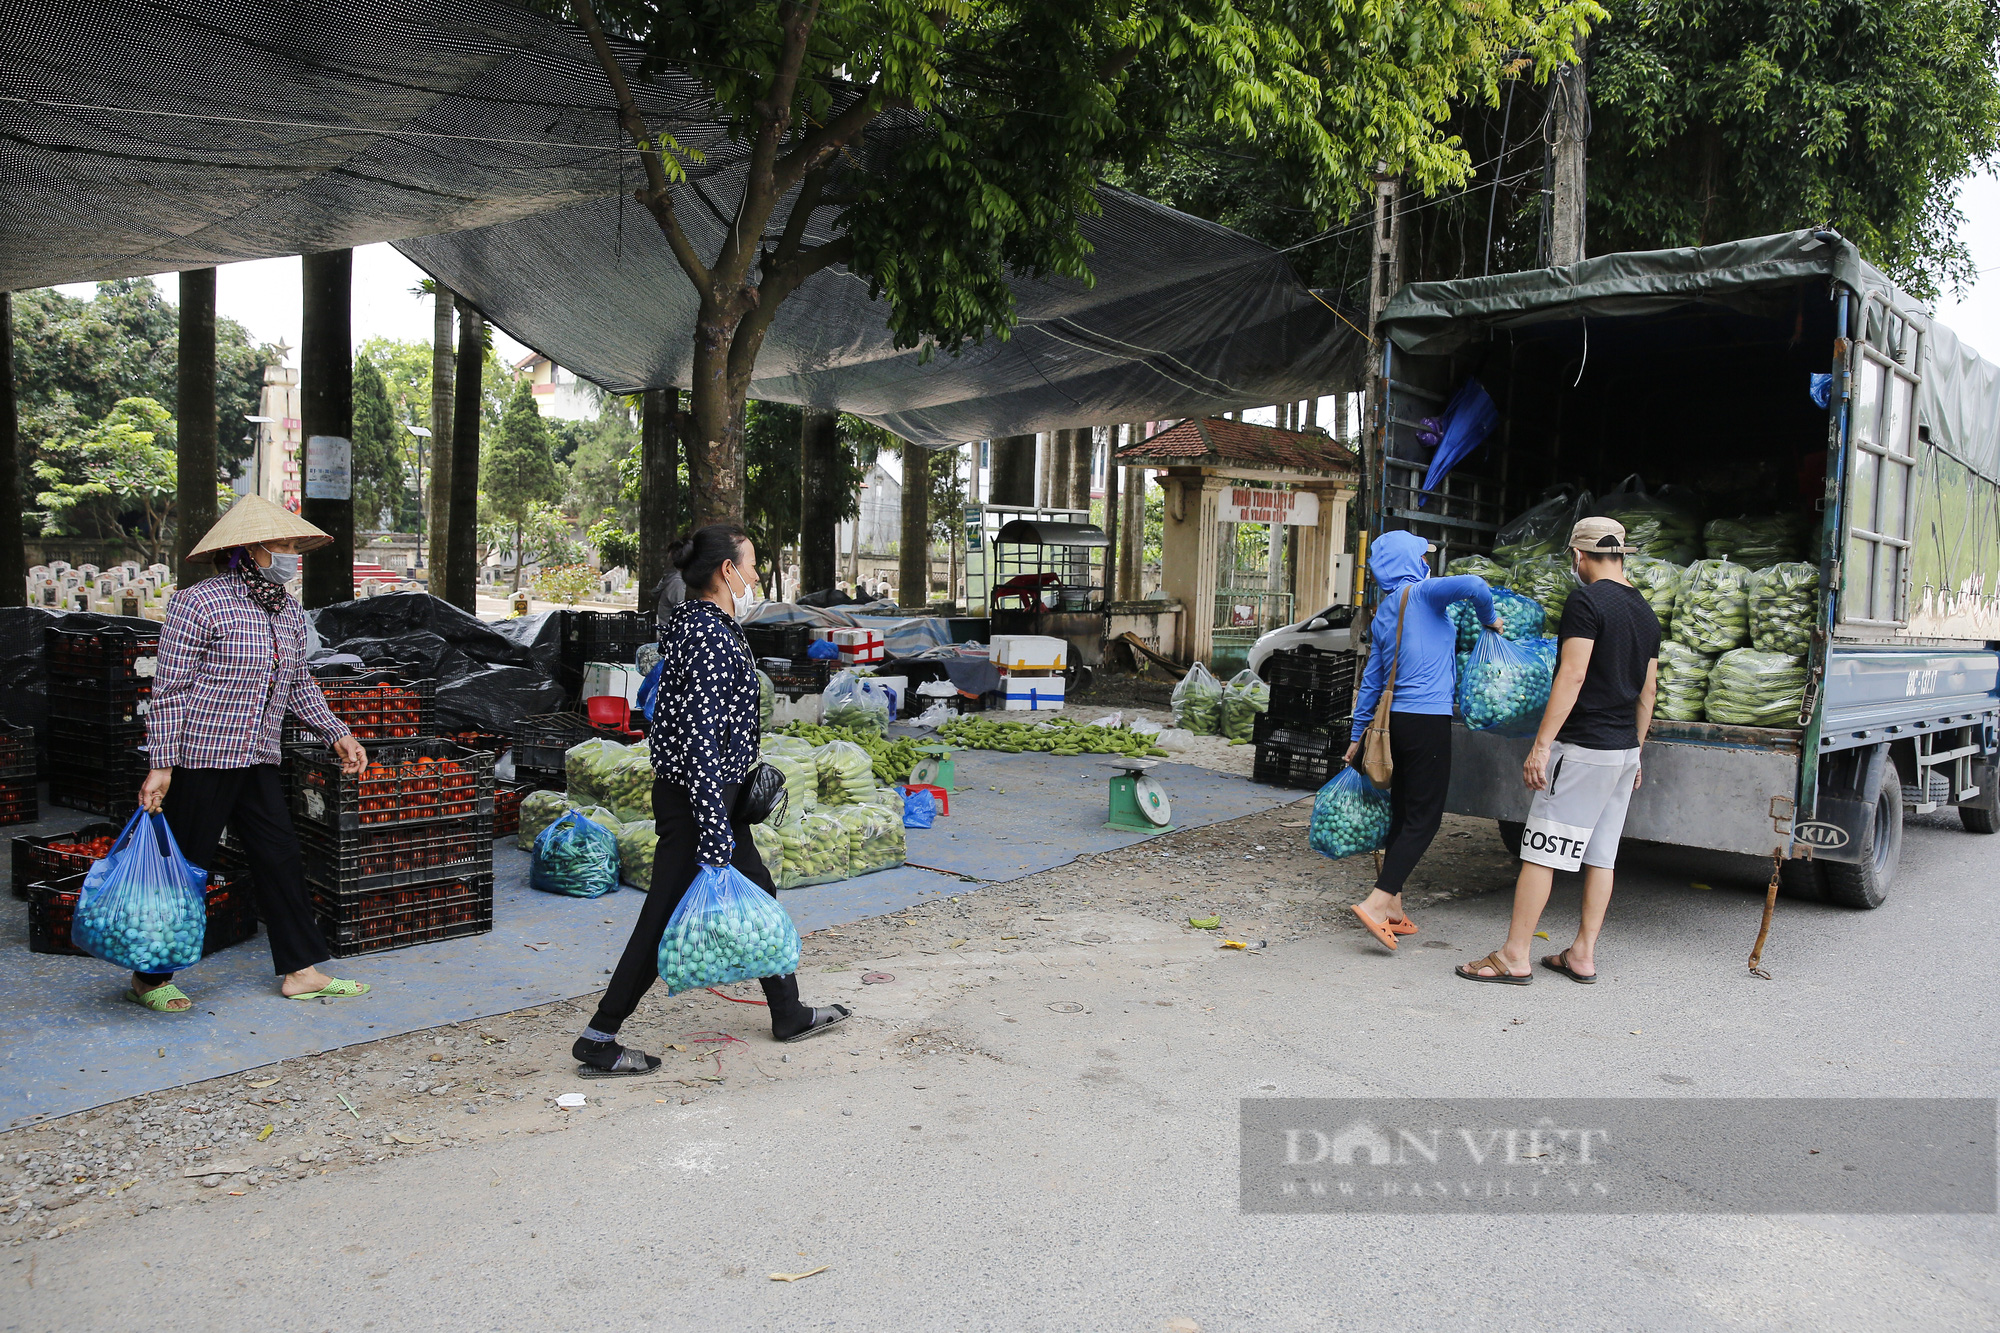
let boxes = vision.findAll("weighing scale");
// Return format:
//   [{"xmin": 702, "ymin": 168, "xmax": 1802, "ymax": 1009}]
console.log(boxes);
[
  {"xmin": 1101, "ymin": 757, "xmax": 1174, "ymax": 833},
  {"xmin": 909, "ymin": 743, "xmax": 958, "ymax": 792}
]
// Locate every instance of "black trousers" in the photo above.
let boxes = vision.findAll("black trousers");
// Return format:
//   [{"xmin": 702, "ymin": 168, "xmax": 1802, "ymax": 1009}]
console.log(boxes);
[
  {"xmin": 590, "ymin": 778, "xmax": 810, "ymax": 1036},
  {"xmin": 1375, "ymin": 713, "xmax": 1453, "ymax": 896},
  {"xmin": 148, "ymin": 764, "xmax": 330, "ymax": 981}
]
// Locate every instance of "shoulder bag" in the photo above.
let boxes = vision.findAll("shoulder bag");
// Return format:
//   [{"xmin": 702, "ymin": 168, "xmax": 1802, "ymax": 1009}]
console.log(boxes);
[{"xmin": 1360, "ymin": 587, "xmax": 1410, "ymax": 788}]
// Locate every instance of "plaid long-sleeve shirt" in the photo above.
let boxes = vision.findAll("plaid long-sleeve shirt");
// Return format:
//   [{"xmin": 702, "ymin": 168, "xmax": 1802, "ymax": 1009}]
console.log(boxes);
[{"xmin": 145, "ymin": 575, "xmax": 351, "ymax": 770}]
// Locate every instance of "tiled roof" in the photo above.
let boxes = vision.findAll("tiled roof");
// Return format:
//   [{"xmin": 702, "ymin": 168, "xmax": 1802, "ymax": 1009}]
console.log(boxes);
[{"xmin": 1117, "ymin": 417, "xmax": 1358, "ymax": 473}]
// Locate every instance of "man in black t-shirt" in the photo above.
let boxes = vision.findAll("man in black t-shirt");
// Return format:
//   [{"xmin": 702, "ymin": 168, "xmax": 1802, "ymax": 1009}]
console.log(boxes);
[{"xmin": 1457, "ymin": 518, "xmax": 1662, "ymax": 986}]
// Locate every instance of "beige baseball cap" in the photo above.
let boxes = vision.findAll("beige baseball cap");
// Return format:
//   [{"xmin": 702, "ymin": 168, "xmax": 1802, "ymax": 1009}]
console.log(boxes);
[{"xmin": 1568, "ymin": 516, "xmax": 1638, "ymax": 555}]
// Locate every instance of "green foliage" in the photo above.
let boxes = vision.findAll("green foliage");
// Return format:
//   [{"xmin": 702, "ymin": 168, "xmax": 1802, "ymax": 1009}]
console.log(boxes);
[
  {"xmin": 743, "ymin": 400, "xmax": 804, "ymax": 587},
  {"xmin": 32, "ymin": 398, "xmax": 186, "ymax": 564},
  {"xmin": 350, "ymin": 356, "xmax": 408, "ymax": 531},
  {"xmin": 558, "ymin": 402, "xmax": 641, "ymax": 527},
  {"xmin": 1587, "ymin": 0, "xmax": 2000, "ymax": 299},
  {"xmin": 482, "ymin": 382, "xmax": 565, "ymax": 525},
  {"xmin": 533, "ymin": 562, "xmax": 601, "ymax": 607},
  {"xmin": 586, "ymin": 517, "xmax": 640, "ymax": 573},
  {"xmin": 928, "ymin": 444, "xmax": 968, "ymax": 547}
]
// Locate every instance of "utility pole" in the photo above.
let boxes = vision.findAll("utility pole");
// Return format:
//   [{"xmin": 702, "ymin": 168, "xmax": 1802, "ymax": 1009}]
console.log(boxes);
[
  {"xmin": 174, "ymin": 268, "xmax": 218, "ymax": 589},
  {"xmin": 639, "ymin": 388, "xmax": 680, "ymax": 607},
  {"xmin": 300, "ymin": 250, "xmax": 354, "ymax": 609},
  {"xmin": 1362, "ymin": 167, "xmax": 1402, "ymax": 537},
  {"xmin": 1547, "ymin": 31, "xmax": 1592, "ymax": 267}
]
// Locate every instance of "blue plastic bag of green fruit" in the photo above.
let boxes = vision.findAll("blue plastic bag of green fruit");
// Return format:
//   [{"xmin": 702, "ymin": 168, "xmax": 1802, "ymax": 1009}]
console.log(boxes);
[
  {"xmin": 70, "ymin": 811, "xmax": 208, "ymax": 973},
  {"xmin": 1309, "ymin": 766, "xmax": 1392, "ymax": 860},
  {"xmin": 1457, "ymin": 629, "xmax": 1553, "ymax": 737},
  {"xmin": 656, "ymin": 863, "xmax": 802, "ymax": 993},
  {"xmin": 531, "ymin": 811, "xmax": 621, "ymax": 899}
]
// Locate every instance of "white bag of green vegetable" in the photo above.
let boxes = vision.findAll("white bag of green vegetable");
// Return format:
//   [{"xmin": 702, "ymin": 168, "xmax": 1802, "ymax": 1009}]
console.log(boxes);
[
  {"xmin": 760, "ymin": 734, "xmax": 816, "ymax": 762},
  {"xmin": 1492, "ymin": 487, "xmax": 1584, "ymax": 565},
  {"xmin": 1703, "ymin": 649, "xmax": 1807, "ymax": 728},
  {"xmin": 763, "ymin": 754, "xmax": 817, "ymax": 822},
  {"xmin": 1219, "ymin": 668, "xmax": 1269, "ymax": 743},
  {"xmin": 1171, "ymin": 661, "xmax": 1223, "ymax": 735},
  {"xmin": 1508, "ymin": 555, "xmax": 1580, "ymax": 634},
  {"xmin": 564, "ymin": 737, "xmax": 626, "ymax": 809},
  {"xmin": 517, "ymin": 789, "xmax": 575, "ymax": 851},
  {"xmin": 616, "ymin": 820, "xmax": 658, "ymax": 889},
  {"xmin": 1655, "ymin": 641, "xmax": 1715, "ymax": 722},
  {"xmin": 813, "ymin": 740, "xmax": 875, "ymax": 805},
  {"xmin": 780, "ymin": 809, "xmax": 851, "ymax": 886},
  {"xmin": 599, "ymin": 743, "xmax": 655, "ymax": 823},
  {"xmin": 1704, "ymin": 513, "xmax": 1808, "ymax": 568},
  {"xmin": 757, "ymin": 668, "xmax": 775, "ymax": 730},
  {"xmin": 1599, "ymin": 474, "xmax": 1701, "ymax": 563},
  {"xmin": 1626, "ymin": 555, "xmax": 1687, "ymax": 634},
  {"xmin": 821, "ymin": 670, "xmax": 890, "ymax": 736},
  {"xmin": 750, "ymin": 821, "xmax": 786, "ymax": 884},
  {"xmin": 1748, "ymin": 561, "xmax": 1819, "ymax": 656},
  {"xmin": 1674, "ymin": 558, "xmax": 1752, "ymax": 655},
  {"xmin": 835, "ymin": 802, "xmax": 905, "ymax": 876},
  {"xmin": 573, "ymin": 804, "xmax": 622, "ymax": 836}
]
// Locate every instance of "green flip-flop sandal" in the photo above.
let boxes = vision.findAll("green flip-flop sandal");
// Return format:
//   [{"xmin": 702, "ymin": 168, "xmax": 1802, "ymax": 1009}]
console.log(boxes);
[
  {"xmin": 288, "ymin": 978, "xmax": 371, "ymax": 1000},
  {"xmin": 125, "ymin": 983, "xmax": 192, "ymax": 1013}
]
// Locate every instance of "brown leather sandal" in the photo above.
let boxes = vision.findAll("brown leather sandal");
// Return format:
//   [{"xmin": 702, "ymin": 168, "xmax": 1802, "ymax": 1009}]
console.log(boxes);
[{"xmin": 1455, "ymin": 951, "xmax": 1532, "ymax": 984}]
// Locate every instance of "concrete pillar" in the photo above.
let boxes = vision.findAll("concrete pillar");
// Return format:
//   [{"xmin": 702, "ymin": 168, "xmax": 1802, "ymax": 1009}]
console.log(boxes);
[
  {"xmin": 1291, "ymin": 485, "xmax": 1356, "ymax": 618},
  {"xmin": 1159, "ymin": 471, "xmax": 1224, "ymax": 664},
  {"xmin": 1118, "ymin": 460, "xmax": 1146, "ymax": 601}
]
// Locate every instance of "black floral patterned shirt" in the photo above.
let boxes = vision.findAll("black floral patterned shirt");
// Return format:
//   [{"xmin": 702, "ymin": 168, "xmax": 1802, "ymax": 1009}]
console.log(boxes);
[{"xmin": 649, "ymin": 598, "xmax": 759, "ymax": 865}]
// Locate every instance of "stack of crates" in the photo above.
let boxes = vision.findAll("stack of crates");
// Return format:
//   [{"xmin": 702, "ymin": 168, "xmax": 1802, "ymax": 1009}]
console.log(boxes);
[
  {"xmin": 0, "ymin": 722, "xmax": 36, "ymax": 827},
  {"xmin": 289, "ymin": 740, "xmax": 495, "ymax": 957},
  {"xmin": 281, "ymin": 668, "xmax": 436, "ymax": 746},
  {"xmin": 15, "ymin": 821, "xmax": 259, "ymax": 956},
  {"xmin": 511, "ymin": 711, "xmax": 628, "ymax": 790},
  {"xmin": 1252, "ymin": 648, "xmax": 1359, "ymax": 789},
  {"xmin": 557, "ymin": 609, "xmax": 652, "ymax": 698},
  {"xmin": 44, "ymin": 623, "xmax": 158, "ymax": 818}
]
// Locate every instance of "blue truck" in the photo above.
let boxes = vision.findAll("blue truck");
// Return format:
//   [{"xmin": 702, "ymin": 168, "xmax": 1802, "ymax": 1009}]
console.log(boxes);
[{"xmin": 1366, "ymin": 230, "xmax": 2000, "ymax": 905}]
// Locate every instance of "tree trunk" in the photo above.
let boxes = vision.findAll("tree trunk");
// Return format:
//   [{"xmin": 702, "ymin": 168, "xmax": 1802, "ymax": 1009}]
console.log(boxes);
[
  {"xmin": 444, "ymin": 298, "xmax": 484, "ymax": 611},
  {"xmin": 798, "ymin": 407, "xmax": 841, "ymax": 594},
  {"xmin": 299, "ymin": 250, "xmax": 353, "ymax": 609},
  {"xmin": 427, "ymin": 284, "xmax": 455, "ymax": 581},
  {"xmin": 688, "ymin": 321, "xmax": 749, "ymax": 524},
  {"xmin": 898, "ymin": 439, "xmax": 930, "ymax": 608},
  {"xmin": 1068, "ymin": 428, "xmax": 1094, "ymax": 510},
  {"xmin": 1548, "ymin": 29, "xmax": 1591, "ymax": 266},
  {"xmin": 1102, "ymin": 426, "xmax": 1122, "ymax": 604},
  {"xmin": 0, "ymin": 292, "xmax": 22, "ymax": 607},
  {"xmin": 1119, "ymin": 449, "xmax": 1145, "ymax": 601},
  {"xmin": 1046, "ymin": 430, "xmax": 1071, "ymax": 511},
  {"xmin": 511, "ymin": 517, "xmax": 524, "ymax": 592},
  {"xmin": 174, "ymin": 267, "xmax": 218, "ymax": 589},
  {"xmin": 989, "ymin": 435, "xmax": 1036, "ymax": 506},
  {"xmin": 639, "ymin": 387, "xmax": 680, "ymax": 607}
]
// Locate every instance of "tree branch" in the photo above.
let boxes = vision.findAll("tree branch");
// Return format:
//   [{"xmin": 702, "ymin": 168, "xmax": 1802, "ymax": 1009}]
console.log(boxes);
[
  {"xmin": 727, "ymin": 235, "xmax": 854, "ymax": 385},
  {"xmin": 571, "ymin": 0, "xmax": 712, "ymax": 291},
  {"xmin": 773, "ymin": 90, "xmax": 899, "ymax": 197},
  {"xmin": 764, "ymin": 167, "xmax": 827, "ymax": 280}
]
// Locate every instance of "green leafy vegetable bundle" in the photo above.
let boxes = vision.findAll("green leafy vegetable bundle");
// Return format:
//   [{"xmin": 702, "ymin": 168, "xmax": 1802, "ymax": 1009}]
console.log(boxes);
[
  {"xmin": 529, "ymin": 812, "xmax": 621, "ymax": 899},
  {"xmin": 1219, "ymin": 668, "xmax": 1270, "ymax": 743},
  {"xmin": 1702, "ymin": 649, "xmax": 1807, "ymax": 728},
  {"xmin": 1626, "ymin": 556, "xmax": 1686, "ymax": 634},
  {"xmin": 563, "ymin": 737, "xmax": 626, "ymax": 809},
  {"xmin": 1655, "ymin": 641, "xmax": 1715, "ymax": 722},
  {"xmin": 1673, "ymin": 559, "xmax": 1752, "ymax": 655},
  {"xmin": 1171, "ymin": 662, "xmax": 1223, "ymax": 735},
  {"xmin": 1748, "ymin": 562, "xmax": 1819, "ymax": 656}
]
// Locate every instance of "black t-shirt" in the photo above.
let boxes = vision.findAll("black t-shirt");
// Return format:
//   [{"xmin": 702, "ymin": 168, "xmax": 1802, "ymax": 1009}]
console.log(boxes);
[{"xmin": 1555, "ymin": 579, "xmax": 1662, "ymax": 750}]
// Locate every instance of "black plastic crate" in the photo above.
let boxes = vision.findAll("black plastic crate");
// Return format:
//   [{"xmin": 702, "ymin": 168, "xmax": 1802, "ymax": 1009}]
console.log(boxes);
[
  {"xmin": 48, "ymin": 737, "xmax": 150, "ymax": 818},
  {"xmin": 0, "ymin": 783, "xmax": 38, "ymax": 830},
  {"xmin": 299, "ymin": 815, "xmax": 495, "ymax": 896},
  {"xmin": 44, "ymin": 622, "xmax": 160, "ymax": 683},
  {"xmin": 1253, "ymin": 711, "xmax": 1351, "ymax": 748},
  {"xmin": 312, "ymin": 872, "xmax": 494, "ymax": 958},
  {"xmin": 441, "ymin": 730, "xmax": 511, "ymax": 754},
  {"xmin": 744, "ymin": 622, "xmax": 815, "ymax": 661},
  {"xmin": 46, "ymin": 677, "xmax": 152, "ymax": 728},
  {"xmin": 48, "ymin": 715, "xmax": 149, "ymax": 754},
  {"xmin": 512, "ymin": 711, "xmax": 625, "ymax": 777},
  {"xmin": 1253, "ymin": 736, "xmax": 1339, "ymax": 790},
  {"xmin": 0, "ymin": 721, "xmax": 37, "ymax": 771},
  {"xmin": 557, "ymin": 610, "xmax": 653, "ymax": 690},
  {"xmin": 29, "ymin": 870, "xmax": 260, "ymax": 957},
  {"xmin": 765, "ymin": 659, "xmax": 834, "ymax": 697},
  {"xmin": 12, "ymin": 821, "xmax": 122, "ymax": 901},
  {"xmin": 1265, "ymin": 648, "xmax": 1358, "ymax": 696},
  {"xmin": 1264, "ymin": 680, "xmax": 1354, "ymax": 734},
  {"xmin": 282, "ymin": 673, "xmax": 436, "ymax": 745},
  {"xmin": 289, "ymin": 741, "xmax": 494, "ymax": 835},
  {"xmin": 494, "ymin": 782, "xmax": 524, "ymax": 838}
]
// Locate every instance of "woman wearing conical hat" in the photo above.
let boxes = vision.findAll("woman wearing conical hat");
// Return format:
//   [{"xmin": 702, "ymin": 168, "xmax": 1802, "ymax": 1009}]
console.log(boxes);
[{"xmin": 129, "ymin": 496, "xmax": 372, "ymax": 1012}]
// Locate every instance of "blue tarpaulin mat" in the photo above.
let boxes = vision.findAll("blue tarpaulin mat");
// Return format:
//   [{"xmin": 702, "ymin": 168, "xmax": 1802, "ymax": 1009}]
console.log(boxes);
[{"xmin": 0, "ymin": 749, "xmax": 1297, "ymax": 1128}]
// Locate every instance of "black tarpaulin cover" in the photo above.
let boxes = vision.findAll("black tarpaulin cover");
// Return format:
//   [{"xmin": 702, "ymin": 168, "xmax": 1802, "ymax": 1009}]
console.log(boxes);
[
  {"xmin": 306, "ymin": 593, "xmax": 566, "ymax": 731},
  {"xmin": 2, "ymin": 0, "xmax": 1363, "ymax": 445}
]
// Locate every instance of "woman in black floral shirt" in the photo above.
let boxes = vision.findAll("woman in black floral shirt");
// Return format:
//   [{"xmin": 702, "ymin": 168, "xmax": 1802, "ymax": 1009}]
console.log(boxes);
[{"xmin": 575, "ymin": 525, "xmax": 849, "ymax": 1075}]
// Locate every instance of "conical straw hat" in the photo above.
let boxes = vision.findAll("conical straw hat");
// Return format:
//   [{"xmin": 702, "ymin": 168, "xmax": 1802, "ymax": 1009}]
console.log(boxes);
[{"xmin": 187, "ymin": 494, "xmax": 333, "ymax": 561}]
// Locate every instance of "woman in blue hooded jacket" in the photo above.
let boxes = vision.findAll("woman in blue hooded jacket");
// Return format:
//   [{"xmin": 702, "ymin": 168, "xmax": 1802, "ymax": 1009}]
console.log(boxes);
[{"xmin": 1341, "ymin": 530, "xmax": 1499, "ymax": 951}]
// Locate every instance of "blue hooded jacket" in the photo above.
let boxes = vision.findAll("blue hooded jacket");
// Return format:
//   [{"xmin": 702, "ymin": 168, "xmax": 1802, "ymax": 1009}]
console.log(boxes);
[{"xmin": 1349, "ymin": 530, "xmax": 1496, "ymax": 741}]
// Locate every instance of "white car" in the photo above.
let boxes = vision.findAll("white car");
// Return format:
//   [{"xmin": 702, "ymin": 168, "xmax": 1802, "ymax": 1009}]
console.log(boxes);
[{"xmin": 1247, "ymin": 604, "xmax": 1358, "ymax": 679}]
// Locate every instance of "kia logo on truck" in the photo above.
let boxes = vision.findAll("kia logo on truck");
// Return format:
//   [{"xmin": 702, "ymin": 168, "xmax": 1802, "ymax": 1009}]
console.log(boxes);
[{"xmin": 1794, "ymin": 820, "xmax": 1851, "ymax": 850}]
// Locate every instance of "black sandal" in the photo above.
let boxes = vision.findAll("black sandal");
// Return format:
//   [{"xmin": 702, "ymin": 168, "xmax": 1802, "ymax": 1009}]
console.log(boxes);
[
  {"xmin": 1541, "ymin": 950, "xmax": 1598, "ymax": 984},
  {"xmin": 572, "ymin": 1039, "xmax": 663, "ymax": 1078},
  {"xmin": 778, "ymin": 1005, "xmax": 852, "ymax": 1043}
]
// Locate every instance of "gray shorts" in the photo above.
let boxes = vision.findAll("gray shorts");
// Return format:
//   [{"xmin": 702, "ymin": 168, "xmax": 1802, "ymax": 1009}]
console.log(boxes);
[{"xmin": 1520, "ymin": 742, "xmax": 1643, "ymax": 872}]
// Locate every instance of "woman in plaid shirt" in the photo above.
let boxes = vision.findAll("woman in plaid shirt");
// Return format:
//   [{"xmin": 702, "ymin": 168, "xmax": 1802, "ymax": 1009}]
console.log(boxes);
[{"xmin": 132, "ymin": 497, "xmax": 371, "ymax": 1013}]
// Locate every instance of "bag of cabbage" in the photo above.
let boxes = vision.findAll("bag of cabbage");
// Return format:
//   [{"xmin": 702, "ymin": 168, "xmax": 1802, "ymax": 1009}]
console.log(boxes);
[{"xmin": 656, "ymin": 863, "xmax": 802, "ymax": 994}]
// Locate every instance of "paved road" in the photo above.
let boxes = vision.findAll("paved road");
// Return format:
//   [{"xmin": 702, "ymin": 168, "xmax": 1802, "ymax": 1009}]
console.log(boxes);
[{"xmin": 6, "ymin": 812, "xmax": 1996, "ymax": 1332}]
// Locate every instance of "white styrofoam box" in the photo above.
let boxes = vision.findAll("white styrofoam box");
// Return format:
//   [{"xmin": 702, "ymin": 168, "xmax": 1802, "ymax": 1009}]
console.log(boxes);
[
  {"xmin": 837, "ymin": 644, "xmax": 884, "ymax": 667},
  {"xmin": 581, "ymin": 661, "xmax": 637, "ymax": 704},
  {"xmin": 993, "ymin": 635, "xmax": 1067, "ymax": 670},
  {"xmin": 1003, "ymin": 677, "xmax": 1067, "ymax": 711}
]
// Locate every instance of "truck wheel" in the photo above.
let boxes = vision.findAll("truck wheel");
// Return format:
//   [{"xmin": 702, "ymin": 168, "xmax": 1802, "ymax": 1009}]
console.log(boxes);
[
  {"xmin": 1497, "ymin": 820, "xmax": 1524, "ymax": 857},
  {"xmin": 1820, "ymin": 762, "xmax": 1902, "ymax": 909},
  {"xmin": 1959, "ymin": 761, "xmax": 1997, "ymax": 835},
  {"xmin": 1778, "ymin": 858, "xmax": 1824, "ymax": 901}
]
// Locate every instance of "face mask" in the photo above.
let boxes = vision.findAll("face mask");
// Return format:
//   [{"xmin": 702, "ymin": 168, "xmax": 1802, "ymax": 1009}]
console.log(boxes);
[
  {"xmin": 723, "ymin": 563, "xmax": 760, "ymax": 618},
  {"xmin": 267, "ymin": 553, "xmax": 300, "ymax": 583}
]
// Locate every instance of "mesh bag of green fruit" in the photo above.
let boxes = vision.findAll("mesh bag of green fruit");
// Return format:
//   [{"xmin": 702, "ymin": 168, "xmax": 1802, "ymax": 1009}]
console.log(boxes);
[
  {"xmin": 1219, "ymin": 668, "xmax": 1270, "ymax": 742},
  {"xmin": 757, "ymin": 669, "xmax": 775, "ymax": 730},
  {"xmin": 1703, "ymin": 649, "xmax": 1807, "ymax": 728},
  {"xmin": 1446, "ymin": 554, "xmax": 1512, "ymax": 584},
  {"xmin": 1457, "ymin": 630, "xmax": 1553, "ymax": 737},
  {"xmin": 1748, "ymin": 561, "xmax": 1819, "ymax": 655},
  {"xmin": 780, "ymin": 809, "xmax": 852, "ymax": 886},
  {"xmin": 655, "ymin": 864, "xmax": 801, "ymax": 994},
  {"xmin": 1599, "ymin": 474, "xmax": 1701, "ymax": 563},
  {"xmin": 813, "ymin": 740, "xmax": 876, "ymax": 805},
  {"xmin": 1308, "ymin": 766, "xmax": 1392, "ymax": 860},
  {"xmin": 1508, "ymin": 554, "xmax": 1580, "ymax": 634},
  {"xmin": 1655, "ymin": 641, "xmax": 1714, "ymax": 722},
  {"xmin": 1171, "ymin": 661, "xmax": 1223, "ymax": 735},
  {"xmin": 1492, "ymin": 487, "xmax": 1584, "ymax": 565},
  {"xmin": 564, "ymin": 737, "xmax": 626, "ymax": 808},
  {"xmin": 1673, "ymin": 558, "xmax": 1752, "ymax": 655},
  {"xmin": 530, "ymin": 812, "xmax": 621, "ymax": 899},
  {"xmin": 1704, "ymin": 513, "xmax": 1808, "ymax": 569},
  {"xmin": 1625, "ymin": 555, "xmax": 1686, "ymax": 634},
  {"xmin": 600, "ymin": 742, "xmax": 655, "ymax": 824},
  {"xmin": 518, "ymin": 789, "xmax": 576, "ymax": 851},
  {"xmin": 822, "ymin": 670, "xmax": 891, "ymax": 736},
  {"xmin": 616, "ymin": 819, "xmax": 658, "ymax": 890},
  {"xmin": 1449, "ymin": 587, "xmax": 1544, "ymax": 651}
]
